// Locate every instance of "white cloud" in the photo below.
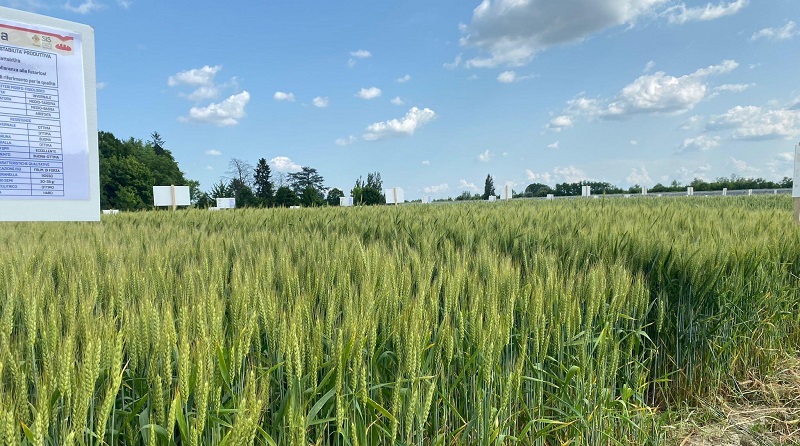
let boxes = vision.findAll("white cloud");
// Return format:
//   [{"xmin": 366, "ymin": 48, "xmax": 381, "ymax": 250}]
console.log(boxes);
[
  {"xmin": 421, "ymin": 160, "xmax": 430, "ymax": 166},
  {"xmin": 118, "ymin": 0, "xmax": 131, "ymax": 8},
  {"xmin": 335, "ymin": 136, "xmax": 357, "ymax": 146},
  {"xmin": 547, "ymin": 141, "xmax": 559, "ymax": 149},
  {"xmin": 526, "ymin": 169, "xmax": 552, "ymax": 183},
  {"xmin": 604, "ymin": 60, "xmax": 738, "ymax": 117},
  {"xmin": 630, "ymin": 140, "xmax": 639, "ymax": 145},
  {"xmin": 205, "ymin": 165, "xmax": 213, "ymax": 170},
  {"xmin": 205, "ymin": 149, "xmax": 222, "ymax": 156},
  {"xmin": 707, "ymin": 105, "xmax": 800, "ymax": 140},
  {"xmin": 350, "ymin": 49, "xmax": 372, "ymax": 59},
  {"xmin": 96, "ymin": 82, "xmax": 107, "ymax": 90},
  {"xmin": 751, "ymin": 21, "xmax": 797, "ymax": 41},
  {"xmin": 269, "ymin": 156, "xmax": 302, "ymax": 173},
  {"xmin": 357, "ymin": 87, "xmax": 382, "ymax": 100},
  {"xmin": 443, "ymin": 54, "xmax": 462, "ymax": 70},
  {"xmin": 497, "ymin": 71, "xmax": 517, "ymax": 83},
  {"xmin": 626, "ymin": 167, "xmax": 652, "ymax": 185},
  {"xmin": 64, "ymin": 0, "xmax": 102, "ymax": 14},
  {"xmin": 186, "ymin": 86, "xmax": 220, "ymax": 102},
  {"xmin": 168, "ymin": 65, "xmax": 222, "ymax": 87},
  {"xmin": 460, "ymin": 0, "xmax": 667, "ymax": 68},
  {"xmin": 273, "ymin": 91, "xmax": 296, "ymax": 102},
  {"xmin": 180, "ymin": 91, "xmax": 250, "ymax": 127},
  {"xmin": 553, "ymin": 165, "xmax": 586, "ymax": 183},
  {"xmin": 663, "ymin": 0, "xmax": 748, "ymax": 24},
  {"xmin": 643, "ymin": 60, "xmax": 656, "ymax": 72},
  {"xmin": 423, "ymin": 183, "xmax": 449, "ymax": 194},
  {"xmin": 362, "ymin": 107, "xmax": 437, "ymax": 140},
  {"xmin": 459, "ymin": 179, "xmax": 478, "ymax": 191},
  {"xmin": 730, "ymin": 157, "xmax": 758, "ymax": 173},
  {"xmin": 396, "ymin": 74, "xmax": 412, "ymax": 83},
  {"xmin": 680, "ymin": 115, "xmax": 703, "ymax": 130},
  {"xmin": 676, "ymin": 135, "xmax": 721, "ymax": 152},
  {"xmin": 391, "ymin": 96, "xmax": 405, "ymax": 106},
  {"xmin": 478, "ymin": 149, "xmax": 493, "ymax": 162},
  {"xmin": 546, "ymin": 115, "xmax": 574, "ymax": 132},
  {"xmin": 713, "ymin": 83, "xmax": 752, "ymax": 93},
  {"xmin": 312, "ymin": 96, "xmax": 329, "ymax": 108}
]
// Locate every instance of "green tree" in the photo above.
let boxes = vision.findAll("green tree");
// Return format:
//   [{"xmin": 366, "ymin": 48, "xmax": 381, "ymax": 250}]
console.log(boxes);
[
  {"xmin": 524, "ymin": 183, "xmax": 553, "ymax": 197},
  {"xmin": 326, "ymin": 188, "xmax": 344, "ymax": 206},
  {"xmin": 288, "ymin": 167, "xmax": 325, "ymax": 195},
  {"xmin": 351, "ymin": 172, "xmax": 385, "ymax": 205},
  {"xmin": 482, "ymin": 174, "xmax": 495, "ymax": 200},
  {"xmin": 274, "ymin": 186, "xmax": 299, "ymax": 207},
  {"xmin": 300, "ymin": 185, "xmax": 324, "ymax": 207},
  {"xmin": 253, "ymin": 158, "xmax": 274, "ymax": 207}
]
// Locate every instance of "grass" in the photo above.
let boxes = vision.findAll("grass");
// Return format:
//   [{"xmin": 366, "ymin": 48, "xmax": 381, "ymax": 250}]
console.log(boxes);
[{"xmin": 0, "ymin": 195, "xmax": 798, "ymax": 445}]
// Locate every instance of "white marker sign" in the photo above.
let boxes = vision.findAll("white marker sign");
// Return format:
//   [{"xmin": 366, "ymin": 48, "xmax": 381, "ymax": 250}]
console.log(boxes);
[
  {"xmin": 385, "ymin": 187, "xmax": 404, "ymax": 204},
  {"xmin": 0, "ymin": 8, "xmax": 98, "ymax": 221},
  {"xmin": 793, "ymin": 143, "xmax": 800, "ymax": 198},
  {"xmin": 216, "ymin": 197, "xmax": 235, "ymax": 209},
  {"xmin": 153, "ymin": 185, "xmax": 190, "ymax": 207}
]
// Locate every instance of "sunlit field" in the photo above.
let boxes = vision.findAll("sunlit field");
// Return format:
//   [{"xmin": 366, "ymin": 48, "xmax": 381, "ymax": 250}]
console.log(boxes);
[{"xmin": 1, "ymin": 196, "xmax": 798, "ymax": 445}]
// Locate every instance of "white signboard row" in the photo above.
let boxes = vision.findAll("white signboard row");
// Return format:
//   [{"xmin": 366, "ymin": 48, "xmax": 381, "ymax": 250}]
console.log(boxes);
[
  {"xmin": 0, "ymin": 7, "xmax": 98, "ymax": 221},
  {"xmin": 216, "ymin": 197, "xmax": 235, "ymax": 209}
]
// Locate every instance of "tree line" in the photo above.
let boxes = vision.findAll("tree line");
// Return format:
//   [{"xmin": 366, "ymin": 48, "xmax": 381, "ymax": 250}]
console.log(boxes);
[{"xmin": 99, "ymin": 131, "xmax": 387, "ymax": 211}]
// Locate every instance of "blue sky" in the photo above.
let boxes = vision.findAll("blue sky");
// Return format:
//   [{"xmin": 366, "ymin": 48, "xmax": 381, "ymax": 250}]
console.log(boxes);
[{"xmin": 3, "ymin": 0, "xmax": 799, "ymax": 198}]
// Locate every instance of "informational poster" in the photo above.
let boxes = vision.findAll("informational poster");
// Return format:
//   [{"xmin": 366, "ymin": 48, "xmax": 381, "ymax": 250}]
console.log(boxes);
[
  {"xmin": 385, "ymin": 187, "xmax": 404, "ymax": 204},
  {"xmin": 0, "ymin": 7, "xmax": 98, "ymax": 221},
  {"xmin": 216, "ymin": 197, "xmax": 235, "ymax": 209}
]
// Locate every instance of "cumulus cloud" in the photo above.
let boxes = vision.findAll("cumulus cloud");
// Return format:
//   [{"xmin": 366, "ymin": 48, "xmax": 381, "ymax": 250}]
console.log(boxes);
[
  {"xmin": 335, "ymin": 136, "xmax": 357, "ymax": 146},
  {"xmin": 396, "ymin": 74, "xmax": 412, "ymax": 83},
  {"xmin": 626, "ymin": 167, "xmax": 652, "ymax": 185},
  {"xmin": 362, "ymin": 107, "xmax": 437, "ymax": 141},
  {"xmin": 357, "ymin": 87, "xmax": 382, "ymax": 100},
  {"xmin": 677, "ymin": 163, "xmax": 712, "ymax": 181},
  {"xmin": 179, "ymin": 91, "xmax": 250, "ymax": 126},
  {"xmin": 676, "ymin": 135, "xmax": 721, "ymax": 152},
  {"xmin": 707, "ymin": 105, "xmax": 800, "ymax": 140},
  {"xmin": 421, "ymin": 160, "xmax": 431, "ymax": 166},
  {"xmin": 269, "ymin": 156, "xmax": 302, "ymax": 173},
  {"xmin": 526, "ymin": 169, "xmax": 552, "ymax": 183},
  {"xmin": 751, "ymin": 21, "xmax": 797, "ymax": 41},
  {"xmin": 643, "ymin": 60, "xmax": 656, "ymax": 72},
  {"xmin": 478, "ymin": 149, "xmax": 493, "ymax": 162},
  {"xmin": 730, "ymin": 157, "xmax": 758, "ymax": 173},
  {"xmin": 273, "ymin": 91, "xmax": 296, "ymax": 102},
  {"xmin": 391, "ymin": 96, "xmax": 405, "ymax": 106},
  {"xmin": 550, "ymin": 61, "xmax": 737, "ymax": 129},
  {"xmin": 423, "ymin": 183, "xmax": 449, "ymax": 194},
  {"xmin": 168, "ymin": 65, "xmax": 222, "ymax": 87},
  {"xmin": 547, "ymin": 141, "xmax": 559, "ymax": 149},
  {"xmin": 186, "ymin": 86, "xmax": 220, "ymax": 102},
  {"xmin": 663, "ymin": 0, "xmax": 748, "ymax": 24},
  {"xmin": 312, "ymin": 96, "xmax": 329, "ymax": 108},
  {"xmin": 64, "ymin": 0, "xmax": 102, "ymax": 14},
  {"xmin": 205, "ymin": 149, "xmax": 222, "ymax": 156},
  {"xmin": 459, "ymin": 0, "xmax": 666, "ymax": 68},
  {"xmin": 713, "ymin": 83, "xmax": 752, "ymax": 93},
  {"xmin": 459, "ymin": 179, "xmax": 478, "ymax": 191},
  {"xmin": 96, "ymin": 82, "xmax": 107, "ymax": 90},
  {"xmin": 546, "ymin": 115, "xmax": 574, "ymax": 132},
  {"xmin": 680, "ymin": 115, "xmax": 703, "ymax": 130}
]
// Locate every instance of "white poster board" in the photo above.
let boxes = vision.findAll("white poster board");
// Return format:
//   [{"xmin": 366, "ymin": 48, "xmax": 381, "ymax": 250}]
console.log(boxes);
[
  {"xmin": 793, "ymin": 144, "xmax": 800, "ymax": 198},
  {"xmin": 488, "ymin": 195, "xmax": 496, "ymax": 202},
  {"xmin": 421, "ymin": 195, "xmax": 432, "ymax": 204},
  {"xmin": 687, "ymin": 187, "xmax": 694, "ymax": 196},
  {"xmin": 216, "ymin": 197, "xmax": 235, "ymax": 209},
  {"xmin": 339, "ymin": 196, "xmax": 353, "ymax": 207},
  {"xmin": 153, "ymin": 185, "xmax": 190, "ymax": 207},
  {"xmin": 385, "ymin": 187, "xmax": 404, "ymax": 204},
  {"xmin": 0, "ymin": 7, "xmax": 98, "ymax": 221},
  {"xmin": 546, "ymin": 193, "xmax": 554, "ymax": 200}
]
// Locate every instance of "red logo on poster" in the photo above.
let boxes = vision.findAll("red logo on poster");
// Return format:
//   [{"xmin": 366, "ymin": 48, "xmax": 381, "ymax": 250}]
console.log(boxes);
[{"xmin": 55, "ymin": 43, "xmax": 71, "ymax": 51}]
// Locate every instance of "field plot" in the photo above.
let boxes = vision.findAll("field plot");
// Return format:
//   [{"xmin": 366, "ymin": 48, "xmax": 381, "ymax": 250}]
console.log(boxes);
[{"xmin": 0, "ymin": 196, "xmax": 799, "ymax": 445}]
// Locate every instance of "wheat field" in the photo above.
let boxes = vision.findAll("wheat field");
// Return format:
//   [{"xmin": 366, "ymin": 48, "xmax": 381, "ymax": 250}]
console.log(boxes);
[{"xmin": 0, "ymin": 196, "xmax": 798, "ymax": 445}]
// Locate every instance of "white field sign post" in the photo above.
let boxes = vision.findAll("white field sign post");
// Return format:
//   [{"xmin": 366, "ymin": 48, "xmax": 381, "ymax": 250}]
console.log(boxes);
[
  {"xmin": 153, "ymin": 185, "xmax": 190, "ymax": 211},
  {"xmin": 0, "ymin": 8, "xmax": 99, "ymax": 221},
  {"xmin": 687, "ymin": 187, "xmax": 694, "ymax": 196},
  {"xmin": 216, "ymin": 197, "xmax": 235, "ymax": 209},
  {"xmin": 793, "ymin": 143, "xmax": 800, "ymax": 224},
  {"xmin": 385, "ymin": 187, "xmax": 404, "ymax": 206}
]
